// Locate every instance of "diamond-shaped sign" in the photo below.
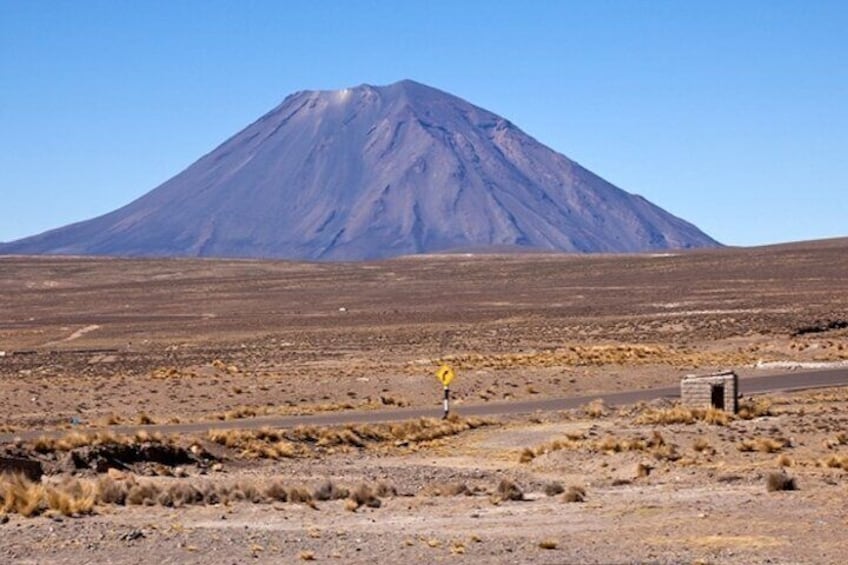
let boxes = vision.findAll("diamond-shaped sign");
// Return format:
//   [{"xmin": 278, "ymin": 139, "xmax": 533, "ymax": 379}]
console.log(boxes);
[{"xmin": 436, "ymin": 364, "xmax": 456, "ymax": 387}]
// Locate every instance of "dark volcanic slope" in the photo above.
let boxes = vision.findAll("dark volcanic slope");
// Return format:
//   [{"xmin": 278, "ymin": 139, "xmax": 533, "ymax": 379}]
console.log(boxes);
[{"xmin": 0, "ymin": 80, "xmax": 719, "ymax": 260}]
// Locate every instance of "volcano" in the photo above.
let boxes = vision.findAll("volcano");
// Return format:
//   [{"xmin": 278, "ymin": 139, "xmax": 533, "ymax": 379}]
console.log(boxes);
[{"xmin": 0, "ymin": 80, "xmax": 720, "ymax": 260}]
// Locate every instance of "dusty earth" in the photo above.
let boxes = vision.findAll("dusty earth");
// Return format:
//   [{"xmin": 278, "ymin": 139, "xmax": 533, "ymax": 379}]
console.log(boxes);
[{"xmin": 1, "ymin": 238, "xmax": 848, "ymax": 563}]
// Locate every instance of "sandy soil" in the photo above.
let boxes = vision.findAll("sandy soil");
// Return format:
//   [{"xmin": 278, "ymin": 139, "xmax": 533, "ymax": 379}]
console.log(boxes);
[{"xmin": 2, "ymin": 239, "xmax": 848, "ymax": 563}]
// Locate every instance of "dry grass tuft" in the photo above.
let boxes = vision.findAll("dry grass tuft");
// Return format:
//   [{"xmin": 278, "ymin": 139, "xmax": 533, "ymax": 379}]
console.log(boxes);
[
  {"xmin": 583, "ymin": 399, "xmax": 608, "ymax": 419},
  {"xmin": 692, "ymin": 437, "xmax": 713, "ymax": 453},
  {"xmin": 820, "ymin": 454, "xmax": 848, "ymax": 471},
  {"xmin": 286, "ymin": 486, "xmax": 314, "ymax": 507},
  {"xmin": 766, "ymin": 472, "xmax": 797, "ymax": 492},
  {"xmin": 636, "ymin": 462, "xmax": 652, "ymax": 478},
  {"xmin": 738, "ymin": 437, "xmax": 789, "ymax": 454},
  {"xmin": 637, "ymin": 405, "xmax": 730, "ymax": 426},
  {"xmin": 738, "ymin": 398, "xmax": 773, "ymax": 420},
  {"xmin": 544, "ymin": 481, "xmax": 565, "ymax": 496},
  {"xmin": 348, "ymin": 484, "xmax": 381, "ymax": 510},
  {"xmin": 209, "ymin": 417, "xmax": 491, "ymax": 458},
  {"xmin": 562, "ymin": 485, "xmax": 586, "ymax": 503},
  {"xmin": 824, "ymin": 431, "xmax": 848, "ymax": 449},
  {"xmin": 702, "ymin": 407, "xmax": 731, "ymax": 426},
  {"xmin": 29, "ymin": 430, "xmax": 171, "ymax": 455},
  {"xmin": 776, "ymin": 453, "xmax": 794, "ymax": 467},
  {"xmin": 0, "ymin": 474, "xmax": 96, "ymax": 517},
  {"xmin": 313, "ymin": 480, "xmax": 348, "ymax": 501},
  {"xmin": 494, "ymin": 479, "xmax": 523, "ymax": 502},
  {"xmin": 652, "ymin": 443, "xmax": 681, "ymax": 461},
  {"xmin": 3, "ymin": 473, "xmax": 387, "ymax": 517},
  {"xmin": 424, "ymin": 482, "xmax": 471, "ymax": 497},
  {"xmin": 263, "ymin": 479, "xmax": 289, "ymax": 502},
  {"xmin": 519, "ymin": 447, "xmax": 536, "ymax": 463}
]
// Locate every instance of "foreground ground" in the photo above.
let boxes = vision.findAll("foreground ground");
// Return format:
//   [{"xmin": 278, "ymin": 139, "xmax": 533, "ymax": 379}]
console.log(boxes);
[{"xmin": 1, "ymin": 239, "xmax": 848, "ymax": 562}]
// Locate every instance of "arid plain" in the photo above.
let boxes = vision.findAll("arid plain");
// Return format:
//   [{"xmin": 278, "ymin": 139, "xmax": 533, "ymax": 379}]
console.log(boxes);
[{"xmin": 2, "ymin": 239, "xmax": 848, "ymax": 563}]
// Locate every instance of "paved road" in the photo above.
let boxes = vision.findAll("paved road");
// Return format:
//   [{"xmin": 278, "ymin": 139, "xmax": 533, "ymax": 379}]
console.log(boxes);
[{"xmin": 3, "ymin": 367, "xmax": 848, "ymax": 443}]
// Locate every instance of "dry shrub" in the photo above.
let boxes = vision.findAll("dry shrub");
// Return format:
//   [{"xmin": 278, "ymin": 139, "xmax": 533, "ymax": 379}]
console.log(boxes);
[
  {"xmin": 1, "ymin": 474, "xmax": 46, "ymax": 517},
  {"xmin": 313, "ymin": 480, "xmax": 349, "ymax": 501},
  {"xmin": 539, "ymin": 539, "xmax": 558, "ymax": 550},
  {"xmin": 495, "ymin": 479, "xmax": 523, "ymax": 502},
  {"xmin": 95, "ymin": 476, "xmax": 128, "ymax": 505},
  {"xmin": 637, "ymin": 405, "xmax": 696, "ymax": 425},
  {"xmin": 263, "ymin": 479, "xmax": 288, "ymax": 502},
  {"xmin": 652, "ymin": 443, "xmax": 681, "ymax": 461},
  {"xmin": 450, "ymin": 542, "xmax": 466, "ymax": 555},
  {"xmin": 738, "ymin": 437, "xmax": 789, "ymax": 453},
  {"xmin": 562, "ymin": 486, "xmax": 586, "ymax": 503},
  {"xmin": 637, "ymin": 405, "xmax": 730, "ymax": 426},
  {"xmin": 425, "ymin": 482, "xmax": 470, "ymax": 497},
  {"xmin": 766, "ymin": 472, "xmax": 797, "ymax": 492},
  {"xmin": 126, "ymin": 481, "xmax": 160, "ymax": 506},
  {"xmin": 702, "ymin": 407, "xmax": 730, "ymax": 426},
  {"xmin": 221, "ymin": 406, "xmax": 263, "ymax": 421},
  {"xmin": 583, "ymin": 399, "xmax": 607, "ymax": 419},
  {"xmin": 343, "ymin": 498, "xmax": 359, "ymax": 512},
  {"xmin": 207, "ymin": 429, "xmax": 298, "ymax": 459},
  {"xmin": 299, "ymin": 550, "xmax": 316, "ymax": 561},
  {"xmin": 692, "ymin": 437, "xmax": 713, "ymax": 453},
  {"xmin": 544, "ymin": 482, "xmax": 565, "ymax": 496},
  {"xmin": 210, "ymin": 417, "xmax": 490, "ymax": 457},
  {"xmin": 287, "ymin": 486, "xmax": 314, "ymax": 507},
  {"xmin": 519, "ymin": 448, "xmax": 536, "ymax": 463},
  {"xmin": 230, "ymin": 481, "xmax": 266, "ymax": 503},
  {"xmin": 374, "ymin": 481, "xmax": 397, "ymax": 498},
  {"xmin": 824, "ymin": 431, "xmax": 848, "ymax": 449},
  {"xmin": 348, "ymin": 484, "xmax": 381, "ymax": 510},
  {"xmin": 595, "ymin": 436, "xmax": 647, "ymax": 453},
  {"xmin": 136, "ymin": 412, "xmax": 155, "ymax": 425},
  {"xmin": 636, "ymin": 462, "xmax": 652, "ymax": 478},
  {"xmin": 738, "ymin": 398, "xmax": 773, "ymax": 420},
  {"xmin": 776, "ymin": 454, "xmax": 794, "ymax": 467},
  {"xmin": 526, "ymin": 438, "xmax": 582, "ymax": 460},
  {"xmin": 30, "ymin": 430, "xmax": 169, "ymax": 455},
  {"xmin": 163, "ymin": 483, "xmax": 205, "ymax": 507},
  {"xmin": 0, "ymin": 475, "xmax": 96, "ymax": 517},
  {"xmin": 821, "ymin": 454, "xmax": 848, "ymax": 471}
]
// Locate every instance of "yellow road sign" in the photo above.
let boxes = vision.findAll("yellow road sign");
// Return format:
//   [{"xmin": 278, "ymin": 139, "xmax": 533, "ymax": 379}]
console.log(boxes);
[{"xmin": 436, "ymin": 364, "xmax": 455, "ymax": 387}]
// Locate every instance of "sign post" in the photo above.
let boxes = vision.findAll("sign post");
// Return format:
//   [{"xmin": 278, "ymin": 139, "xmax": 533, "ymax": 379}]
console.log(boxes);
[{"xmin": 435, "ymin": 364, "xmax": 456, "ymax": 419}]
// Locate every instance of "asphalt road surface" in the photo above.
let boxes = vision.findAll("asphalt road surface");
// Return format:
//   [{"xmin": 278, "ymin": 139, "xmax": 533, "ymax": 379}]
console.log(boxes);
[{"xmin": 3, "ymin": 367, "xmax": 847, "ymax": 443}]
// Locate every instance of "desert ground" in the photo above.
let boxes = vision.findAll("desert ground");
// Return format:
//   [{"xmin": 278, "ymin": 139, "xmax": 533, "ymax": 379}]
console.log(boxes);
[{"xmin": 2, "ymin": 238, "xmax": 848, "ymax": 563}]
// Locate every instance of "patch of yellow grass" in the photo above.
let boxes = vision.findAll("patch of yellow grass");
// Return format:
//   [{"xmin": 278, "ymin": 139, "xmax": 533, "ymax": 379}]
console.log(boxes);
[
  {"xmin": 820, "ymin": 454, "xmax": 848, "ymax": 471},
  {"xmin": 737, "ymin": 398, "xmax": 773, "ymax": 419},
  {"xmin": 30, "ymin": 430, "xmax": 169, "ymax": 454},
  {"xmin": 432, "ymin": 344, "xmax": 757, "ymax": 371},
  {"xmin": 737, "ymin": 437, "xmax": 789, "ymax": 453},
  {"xmin": 583, "ymin": 399, "xmax": 607, "ymax": 418},
  {"xmin": 539, "ymin": 539, "xmax": 558, "ymax": 550},
  {"xmin": 636, "ymin": 405, "xmax": 730, "ymax": 426},
  {"xmin": 209, "ymin": 417, "xmax": 492, "ymax": 459},
  {"xmin": 0, "ymin": 474, "xmax": 96, "ymax": 517}
]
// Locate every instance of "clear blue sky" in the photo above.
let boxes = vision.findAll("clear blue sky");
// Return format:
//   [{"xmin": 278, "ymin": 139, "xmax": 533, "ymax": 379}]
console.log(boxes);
[{"xmin": 2, "ymin": 0, "xmax": 846, "ymax": 246}]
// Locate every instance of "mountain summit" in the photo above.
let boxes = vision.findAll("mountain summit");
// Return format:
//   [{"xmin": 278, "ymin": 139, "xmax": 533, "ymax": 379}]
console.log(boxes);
[{"xmin": 1, "ymin": 80, "xmax": 719, "ymax": 260}]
